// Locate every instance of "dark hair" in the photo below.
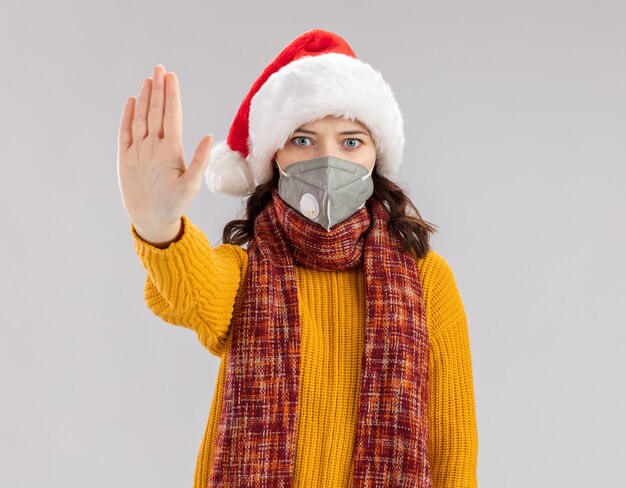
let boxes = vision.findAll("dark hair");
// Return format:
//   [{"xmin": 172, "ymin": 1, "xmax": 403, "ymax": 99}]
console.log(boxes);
[{"xmin": 220, "ymin": 165, "xmax": 438, "ymax": 260}]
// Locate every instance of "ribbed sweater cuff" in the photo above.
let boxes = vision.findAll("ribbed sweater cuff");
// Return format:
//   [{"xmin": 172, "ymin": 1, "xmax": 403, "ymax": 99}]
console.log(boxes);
[{"xmin": 131, "ymin": 214, "xmax": 199, "ymax": 261}]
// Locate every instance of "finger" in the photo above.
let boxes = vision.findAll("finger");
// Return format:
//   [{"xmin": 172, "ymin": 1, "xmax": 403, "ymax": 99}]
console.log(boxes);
[
  {"xmin": 147, "ymin": 64, "xmax": 166, "ymax": 138},
  {"xmin": 118, "ymin": 96, "xmax": 135, "ymax": 151},
  {"xmin": 163, "ymin": 72, "xmax": 183, "ymax": 143},
  {"xmin": 183, "ymin": 135, "xmax": 213, "ymax": 188},
  {"xmin": 132, "ymin": 77, "xmax": 152, "ymax": 142}
]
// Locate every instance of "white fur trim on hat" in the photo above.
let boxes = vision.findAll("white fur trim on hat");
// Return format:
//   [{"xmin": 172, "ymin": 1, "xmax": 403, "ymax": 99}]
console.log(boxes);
[
  {"xmin": 246, "ymin": 52, "xmax": 405, "ymax": 188},
  {"xmin": 206, "ymin": 139, "xmax": 257, "ymax": 197}
]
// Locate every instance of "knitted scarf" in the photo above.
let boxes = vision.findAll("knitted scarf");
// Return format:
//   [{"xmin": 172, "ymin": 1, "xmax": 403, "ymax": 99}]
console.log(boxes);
[{"xmin": 209, "ymin": 187, "xmax": 431, "ymax": 487}]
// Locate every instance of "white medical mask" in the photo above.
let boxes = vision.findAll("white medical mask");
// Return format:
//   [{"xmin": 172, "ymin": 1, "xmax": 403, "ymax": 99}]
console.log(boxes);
[{"xmin": 276, "ymin": 155, "xmax": 375, "ymax": 231}]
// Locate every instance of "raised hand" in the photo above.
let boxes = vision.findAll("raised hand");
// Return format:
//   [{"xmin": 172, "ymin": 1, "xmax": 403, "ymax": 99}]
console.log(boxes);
[{"xmin": 117, "ymin": 64, "xmax": 213, "ymax": 246}]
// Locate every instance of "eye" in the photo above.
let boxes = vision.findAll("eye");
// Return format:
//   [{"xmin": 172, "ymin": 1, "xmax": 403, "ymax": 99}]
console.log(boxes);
[
  {"xmin": 343, "ymin": 138, "xmax": 363, "ymax": 149},
  {"xmin": 292, "ymin": 136, "xmax": 312, "ymax": 147}
]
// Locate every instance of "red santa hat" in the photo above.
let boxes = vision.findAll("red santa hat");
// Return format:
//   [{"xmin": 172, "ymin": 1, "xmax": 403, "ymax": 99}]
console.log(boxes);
[{"xmin": 205, "ymin": 28, "xmax": 405, "ymax": 197}]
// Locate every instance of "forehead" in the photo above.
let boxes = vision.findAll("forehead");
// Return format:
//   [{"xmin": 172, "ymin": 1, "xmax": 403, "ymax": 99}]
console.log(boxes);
[{"xmin": 297, "ymin": 115, "xmax": 370, "ymax": 133}]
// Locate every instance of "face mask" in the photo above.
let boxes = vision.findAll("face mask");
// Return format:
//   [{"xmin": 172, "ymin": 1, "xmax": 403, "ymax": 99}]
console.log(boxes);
[{"xmin": 276, "ymin": 155, "xmax": 375, "ymax": 231}]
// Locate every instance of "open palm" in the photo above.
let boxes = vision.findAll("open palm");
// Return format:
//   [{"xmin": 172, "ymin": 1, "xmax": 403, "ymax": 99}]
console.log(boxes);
[{"xmin": 117, "ymin": 64, "xmax": 213, "ymax": 237}]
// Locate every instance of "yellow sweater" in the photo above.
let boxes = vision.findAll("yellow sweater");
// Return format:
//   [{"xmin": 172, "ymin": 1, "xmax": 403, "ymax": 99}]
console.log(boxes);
[{"xmin": 131, "ymin": 214, "xmax": 478, "ymax": 487}]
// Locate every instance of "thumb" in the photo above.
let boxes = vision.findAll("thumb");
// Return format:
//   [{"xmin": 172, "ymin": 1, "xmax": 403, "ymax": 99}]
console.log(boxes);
[{"xmin": 184, "ymin": 134, "xmax": 213, "ymax": 188}]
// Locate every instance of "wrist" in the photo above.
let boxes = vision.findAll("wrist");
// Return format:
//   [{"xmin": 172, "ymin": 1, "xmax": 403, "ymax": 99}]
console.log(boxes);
[{"xmin": 134, "ymin": 218, "xmax": 184, "ymax": 249}]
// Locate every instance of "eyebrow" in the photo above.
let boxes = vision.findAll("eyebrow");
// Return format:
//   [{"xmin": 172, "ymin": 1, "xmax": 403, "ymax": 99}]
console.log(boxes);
[{"xmin": 293, "ymin": 127, "xmax": 371, "ymax": 137}]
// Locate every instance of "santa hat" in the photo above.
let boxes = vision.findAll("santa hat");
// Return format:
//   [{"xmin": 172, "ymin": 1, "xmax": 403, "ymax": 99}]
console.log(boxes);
[{"xmin": 205, "ymin": 29, "xmax": 405, "ymax": 197}]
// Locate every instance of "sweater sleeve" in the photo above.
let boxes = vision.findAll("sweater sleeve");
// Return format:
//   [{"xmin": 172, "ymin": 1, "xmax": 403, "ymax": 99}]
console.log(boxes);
[
  {"xmin": 418, "ymin": 250, "xmax": 479, "ymax": 488},
  {"xmin": 130, "ymin": 214, "xmax": 248, "ymax": 357}
]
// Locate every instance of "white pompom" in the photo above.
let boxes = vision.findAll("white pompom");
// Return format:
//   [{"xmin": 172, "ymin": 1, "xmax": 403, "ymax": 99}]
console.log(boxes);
[{"xmin": 205, "ymin": 140, "xmax": 257, "ymax": 197}]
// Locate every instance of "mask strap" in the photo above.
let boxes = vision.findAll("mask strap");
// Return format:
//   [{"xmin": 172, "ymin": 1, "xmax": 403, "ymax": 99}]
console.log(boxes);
[
  {"xmin": 275, "ymin": 157, "xmax": 289, "ymax": 177},
  {"xmin": 361, "ymin": 163, "xmax": 375, "ymax": 180}
]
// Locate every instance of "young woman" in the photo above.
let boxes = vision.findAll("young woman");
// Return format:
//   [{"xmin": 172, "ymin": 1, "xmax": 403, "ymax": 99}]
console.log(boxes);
[{"xmin": 118, "ymin": 29, "xmax": 478, "ymax": 487}]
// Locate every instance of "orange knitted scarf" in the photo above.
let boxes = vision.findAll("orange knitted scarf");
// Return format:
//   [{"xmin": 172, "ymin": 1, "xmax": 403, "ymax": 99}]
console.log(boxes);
[{"xmin": 209, "ymin": 187, "xmax": 432, "ymax": 486}]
